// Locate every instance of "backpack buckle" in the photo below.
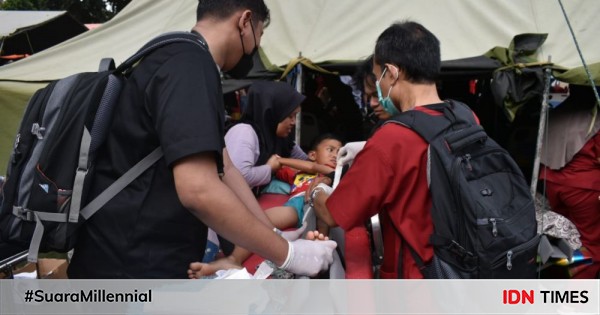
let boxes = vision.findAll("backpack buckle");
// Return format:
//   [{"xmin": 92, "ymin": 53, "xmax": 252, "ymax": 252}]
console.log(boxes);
[
  {"xmin": 31, "ymin": 123, "xmax": 46, "ymax": 140},
  {"xmin": 13, "ymin": 206, "xmax": 35, "ymax": 221}
]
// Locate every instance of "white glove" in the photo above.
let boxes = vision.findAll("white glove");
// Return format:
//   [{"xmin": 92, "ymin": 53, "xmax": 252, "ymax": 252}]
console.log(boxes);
[
  {"xmin": 337, "ymin": 141, "xmax": 366, "ymax": 167},
  {"xmin": 279, "ymin": 224, "xmax": 307, "ymax": 241},
  {"xmin": 315, "ymin": 183, "xmax": 333, "ymax": 195},
  {"xmin": 279, "ymin": 239, "xmax": 337, "ymax": 277}
]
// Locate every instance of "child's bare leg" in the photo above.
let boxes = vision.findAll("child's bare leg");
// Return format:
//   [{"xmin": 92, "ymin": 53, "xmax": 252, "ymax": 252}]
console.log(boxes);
[
  {"xmin": 264, "ymin": 206, "xmax": 298, "ymax": 230},
  {"xmin": 188, "ymin": 246, "xmax": 252, "ymax": 279},
  {"xmin": 189, "ymin": 206, "xmax": 301, "ymax": 279}
]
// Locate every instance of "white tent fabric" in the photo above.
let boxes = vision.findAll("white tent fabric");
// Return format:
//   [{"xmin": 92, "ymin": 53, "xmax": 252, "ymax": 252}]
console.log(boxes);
[
  {"xmin": 1, "ymin": 0, "xmax": 599, "ymax": 83},
  {"xmin": 262, "ymin": 0, "xmax": 600, "ymax": 68},
  {"xmin": 1, "ymin": 0, "xmax": 600, "ymax": 168}
]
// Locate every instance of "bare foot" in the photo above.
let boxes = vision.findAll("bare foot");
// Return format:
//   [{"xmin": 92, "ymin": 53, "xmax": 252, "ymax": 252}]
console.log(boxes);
[
  {"xmin": 188, "ymin": 256, "xmax": 242, "ymax": 279},
  {"xmin": 306, "ymin": 230, "xmax": 329, "ymax": 241}
]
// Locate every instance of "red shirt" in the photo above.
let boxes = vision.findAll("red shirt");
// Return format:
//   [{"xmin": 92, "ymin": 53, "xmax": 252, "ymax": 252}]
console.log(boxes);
[
  {"xmin": 275, "ymin": 166, "xmax": 317, "ymax": 197},
  {"xmin": 327, "ymin": 106, "xmax": 443, "ymax": 279},
  {"xmin": 540, "ymin": 131, "xmax": 600, "ymax": 190}
]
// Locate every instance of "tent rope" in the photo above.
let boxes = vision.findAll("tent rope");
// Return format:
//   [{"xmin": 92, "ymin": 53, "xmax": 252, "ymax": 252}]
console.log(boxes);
[{"xmin": 558, "ymin": 0, "xmax": 600, "ymax": 134}]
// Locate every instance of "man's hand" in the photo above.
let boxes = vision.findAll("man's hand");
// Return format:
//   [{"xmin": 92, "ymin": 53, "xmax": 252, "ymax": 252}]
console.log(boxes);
[
  {"xmin": 279, "ymin": 239, "xmax": 337, "ymax": 277},
  {"xmin": 337, "ymin": 141, "xmax": 366, "ymax": 166},
  {"xmin": 304, "ymin": 176, "xmax": 332, "ymax": 203}
]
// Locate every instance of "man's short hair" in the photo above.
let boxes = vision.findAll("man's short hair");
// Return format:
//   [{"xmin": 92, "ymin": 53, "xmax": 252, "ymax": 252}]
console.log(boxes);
[
  {"xmin": 197, "ymin": 0, "xmax": 270, "ymax": 26},
  {"xmin": 374, "ymin": 21, "xmax": 440, "ymax": 84}
]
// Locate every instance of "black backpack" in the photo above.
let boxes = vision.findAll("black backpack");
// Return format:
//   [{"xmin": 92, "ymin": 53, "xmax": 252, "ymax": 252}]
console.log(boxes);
[
  {"xmin": 387, "ymin": 101, "xmax": 540, "ymax": 278},
  {"xmin": 0, "ymin": 32, "xmax": 208, "ymax": 262}
]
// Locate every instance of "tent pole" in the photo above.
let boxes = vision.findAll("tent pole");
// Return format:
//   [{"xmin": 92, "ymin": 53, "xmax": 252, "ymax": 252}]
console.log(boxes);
[
  {"xmin": 294, "ymin": 63, "xmax": 303, "ymax": 146},
  {"xmin": 530, "ymin": 60, "xmax": 552, "ymax": 198}
]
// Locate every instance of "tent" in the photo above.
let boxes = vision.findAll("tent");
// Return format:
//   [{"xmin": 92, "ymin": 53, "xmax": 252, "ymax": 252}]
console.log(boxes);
[
  {"xmin": 0, "ymin": 10, "xmax": 88, "ymax": 61},
  {"xmin": 1, "ymin": 0, "xmax": 600, "ymax": 168}
]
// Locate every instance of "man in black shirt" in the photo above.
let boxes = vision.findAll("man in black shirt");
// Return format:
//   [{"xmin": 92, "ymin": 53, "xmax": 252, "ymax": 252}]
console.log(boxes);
[{"xmin": 68, "ymin": 0, "xmax": 336, "ymax": 279}]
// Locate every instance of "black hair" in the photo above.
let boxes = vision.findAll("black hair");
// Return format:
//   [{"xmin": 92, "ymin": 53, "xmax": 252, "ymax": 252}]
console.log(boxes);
[
  {"xmin": 374, "ymin": 21, "xmax": 440, "ymax": 84},
  {"xmin": 352, "ymin": 55, "xmax": 376, "ymax": 94},
  {"xmin": 196, "ymin": 0, "xmax": 270, "ymax": 26},
  {"xmin": 309, "ymin": 133, "xmax": 344, "ymax": 151}
]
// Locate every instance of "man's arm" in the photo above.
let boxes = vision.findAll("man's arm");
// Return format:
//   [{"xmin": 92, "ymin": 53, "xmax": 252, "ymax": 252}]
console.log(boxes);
[
  {"xmin": 221, "ymin": 148, "xmax": 273, "ymax": 228},
  {"xmin": 312, "ymin": 187, "xmax": 338, "ymax": 228},
  {"xmin": 278, "ymin": 157, "xmax": 334, "ymax": 175},
  {"xmin": 173, "ymin": 152, "xmax": 286, "ymax": 266}
]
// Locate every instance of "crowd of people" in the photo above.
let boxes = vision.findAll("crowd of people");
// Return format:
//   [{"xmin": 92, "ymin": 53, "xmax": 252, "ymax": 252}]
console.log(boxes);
[
  {"xmin": 73, "ymin": 0, "xmax": 599, "ymax": 280},
  {"xmin": 2, "ymin": 0, "xmax": 596, "ymax": 280},
  {"xmin": 67, "ymin": 0, "xmax": 336, "ymax": 279}
]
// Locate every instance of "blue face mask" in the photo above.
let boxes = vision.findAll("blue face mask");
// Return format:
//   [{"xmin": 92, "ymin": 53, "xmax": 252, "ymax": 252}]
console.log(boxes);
[{"xmin": 375, "ymin": 67, "xmax": 400, "ymax": 116}]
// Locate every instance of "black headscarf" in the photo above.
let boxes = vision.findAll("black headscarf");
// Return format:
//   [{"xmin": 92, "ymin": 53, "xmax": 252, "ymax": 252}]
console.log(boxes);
[{"xmin": 241, "ymin": 81, "xmax": 306, "ymax": 165}]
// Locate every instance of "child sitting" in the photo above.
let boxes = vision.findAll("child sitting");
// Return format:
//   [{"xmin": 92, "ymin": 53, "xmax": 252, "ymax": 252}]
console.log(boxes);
[{"xmin": 188, "ymin": 133, "xmax": 343, "ymax": 278}]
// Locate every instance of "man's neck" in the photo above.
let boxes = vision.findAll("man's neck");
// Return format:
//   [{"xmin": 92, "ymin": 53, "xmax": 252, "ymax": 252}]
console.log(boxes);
[
  {"xmin": 192, "ymin": 20, "xmax": 235, "ymax": 69},
  {"xmin": 398, "ymin": 83, "xmax": 442, "ymax": 111}
]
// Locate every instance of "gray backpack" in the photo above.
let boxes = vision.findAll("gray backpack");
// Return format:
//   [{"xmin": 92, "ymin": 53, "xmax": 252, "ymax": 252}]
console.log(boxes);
[{"xmin": 0, "ymin": 32, "xmax": 207, "ymax": 262}]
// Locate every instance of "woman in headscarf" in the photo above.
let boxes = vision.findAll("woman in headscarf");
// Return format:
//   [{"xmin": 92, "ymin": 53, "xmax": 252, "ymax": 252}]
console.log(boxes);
[
  {"xmin": 189, "ymin": 81, "xmax": 310, "ymax": 277},
  {"xmin": 226, "ymin": 81, "xmax": 308, "ymax": 188}
]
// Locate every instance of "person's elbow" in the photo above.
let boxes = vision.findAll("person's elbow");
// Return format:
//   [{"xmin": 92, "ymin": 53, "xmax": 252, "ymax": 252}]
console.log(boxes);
[{"xmin": 176, "ymin": 181, "xmax": 209, "ymax": 212}]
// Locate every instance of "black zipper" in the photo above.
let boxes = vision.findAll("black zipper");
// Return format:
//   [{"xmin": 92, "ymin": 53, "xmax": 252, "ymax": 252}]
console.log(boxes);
[
  {"xmin": 490, "ymin": 234, "xmax": 540, "ymax": 270},
  {"xmin": 476, "ymin": 199, "xmax": 533, "ymax": 241},
  {"xmin": 476, "ymin": 217, "xmax": 505, "ymax": 237}
]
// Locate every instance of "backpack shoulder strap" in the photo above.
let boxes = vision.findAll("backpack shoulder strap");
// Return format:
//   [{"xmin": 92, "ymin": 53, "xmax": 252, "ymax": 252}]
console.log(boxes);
[
  {"xmin": 69, "ymin": 32, "xmax": 209, "ymax": 224},
  {"xmin": 386, "ymin": 102, "xmax": 453, "ymax": 143},
  {"xmin": 80, "ymin": 147, "xmax": 163, "ymax": 220},
  {"xmin": 26, "ymin": 147, "xmax": 163, "ymax": 262},
  {"xmin": 387, "ymin": 101, "xmax": 482, "ymax": 146},
  {"xmin": 116, "ymin": 31, "xmax": 208, "ymax": 73}
]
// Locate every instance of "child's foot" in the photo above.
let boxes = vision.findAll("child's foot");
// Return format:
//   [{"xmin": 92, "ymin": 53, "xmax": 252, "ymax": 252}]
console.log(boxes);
[
  {"xmin": 306, "ymin": 230, "xmax": 329, "ymax": 241},
  {"xmin": 188, "ymin": 256, "xmax": 242, "ymax": 279}
]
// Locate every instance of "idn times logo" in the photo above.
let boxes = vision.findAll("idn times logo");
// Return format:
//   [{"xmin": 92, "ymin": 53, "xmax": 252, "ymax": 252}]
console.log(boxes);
[{"xmin": 503, "ymin": 290, "xmax": 589, "ymax": 304}]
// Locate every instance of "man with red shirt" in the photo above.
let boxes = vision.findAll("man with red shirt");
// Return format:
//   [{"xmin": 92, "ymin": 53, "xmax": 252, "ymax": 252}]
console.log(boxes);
[
  {"xmin": 312, "ymin": 21, "xmax": 450, "ymax": 278},
  {"xmin": 539, "ymin": 88, "xmax": 600, "ymax": 278}
]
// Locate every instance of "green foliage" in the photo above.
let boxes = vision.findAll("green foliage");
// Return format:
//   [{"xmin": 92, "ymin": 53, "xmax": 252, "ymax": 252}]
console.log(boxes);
[
  {"xmin": 1, "ymin": 0, "xmax": 42, "ymax": 10},
  {"xmin": 0, "ymin": 0, "xmax": 132, "ymax": 23}
]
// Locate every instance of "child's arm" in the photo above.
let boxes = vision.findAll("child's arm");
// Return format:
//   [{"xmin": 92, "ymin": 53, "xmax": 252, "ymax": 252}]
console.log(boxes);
[
  {"xmin": 316, "ymin": 218, "xmax": 330, "ymax": 237},
  {"xmin": 278, "ymin": 157, "xmax": 334, "ymax": 175}
]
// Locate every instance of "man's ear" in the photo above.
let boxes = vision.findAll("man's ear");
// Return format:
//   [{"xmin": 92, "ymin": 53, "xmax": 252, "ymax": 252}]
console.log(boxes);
[
  {"xmin": 237, "ymin": 10, "xmax": 252, "ymax": 33},
  {"xmin": 388, "ymin": 64, "xmax": 401, "ymax": 82},
  {"xmin": 308, "ymin": 150, "xmax": 317, "ymax": 161}
]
